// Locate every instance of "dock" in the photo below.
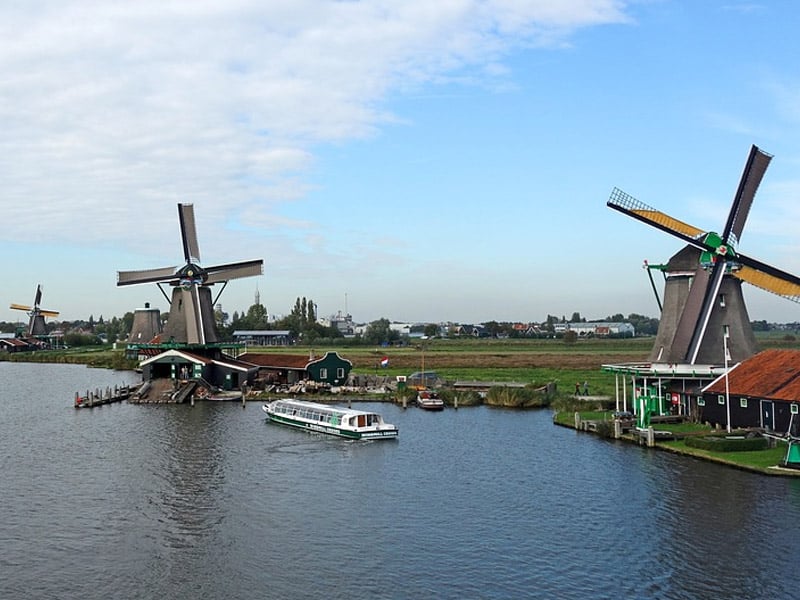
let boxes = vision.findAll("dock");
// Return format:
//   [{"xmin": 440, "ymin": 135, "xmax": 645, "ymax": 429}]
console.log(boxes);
[{"xmin": 74, "ymin": 385, "xmax": 132, "ymax": 408}]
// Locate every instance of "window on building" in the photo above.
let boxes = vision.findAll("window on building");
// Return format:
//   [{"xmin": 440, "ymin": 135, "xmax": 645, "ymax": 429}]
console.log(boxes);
[
  {"xmin": 698, "ymin": 396, "xmax": 705, "ymax": 407},
  {"xmin": 718, "ymin": 395, "xmax": 725, "ymax": 405},
  {"xmin": 337, "ymin": 367, "xmax": 344, "ymax": 378},
  {"xmin": 739, "ymin": 397, "xmax": 748, "ymax": 408},
  {"xmin": 792, "ymin": 404, "xmax": 799, "ymax": 415},
  {"xmin": 319, "ymin": 368, "xmax": 327, "ymax": 379}
]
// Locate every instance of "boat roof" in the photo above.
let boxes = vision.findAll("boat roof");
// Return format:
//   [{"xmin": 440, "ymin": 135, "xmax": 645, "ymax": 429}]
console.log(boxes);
[{"xmin": 271, "ymin": 398, "xmax": 383, "ymax": 416}]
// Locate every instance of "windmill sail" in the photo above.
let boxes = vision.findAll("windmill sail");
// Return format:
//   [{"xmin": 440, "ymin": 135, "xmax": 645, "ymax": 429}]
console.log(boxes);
[
  {"xmin": 608, "ymin": 145, "xmax": 799, "ymax": 365},
  {"xmin": 10, "ymin": 284, "xmax": 59, "ymax": 336},
  {"xmin": 117, "ymin": 203, "xmax": 263, "ymax": 344}
]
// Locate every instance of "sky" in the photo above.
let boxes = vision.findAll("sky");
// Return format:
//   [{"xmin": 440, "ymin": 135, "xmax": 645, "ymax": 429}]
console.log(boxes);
[{"xmin": 3, "ymin": 1, "xmax": 800, "ymax": 327}]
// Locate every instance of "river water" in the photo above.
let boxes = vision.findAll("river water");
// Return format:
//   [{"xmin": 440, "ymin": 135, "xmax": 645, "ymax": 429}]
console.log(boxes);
[{"xmin": 1, "ymin": 362, "xmax": 799, "ymax": 599}]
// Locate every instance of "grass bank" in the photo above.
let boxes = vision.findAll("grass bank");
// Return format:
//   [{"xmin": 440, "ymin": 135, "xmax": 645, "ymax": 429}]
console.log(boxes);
[{"xmin": 553, "ymin": 406, "xmax": 799, "ymax": 476}]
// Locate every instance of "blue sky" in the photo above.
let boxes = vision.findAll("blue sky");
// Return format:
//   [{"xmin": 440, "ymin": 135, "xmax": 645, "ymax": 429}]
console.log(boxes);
[{"xmin": 2, "ymin": 1, "xmax": 800, "ymax": 326}]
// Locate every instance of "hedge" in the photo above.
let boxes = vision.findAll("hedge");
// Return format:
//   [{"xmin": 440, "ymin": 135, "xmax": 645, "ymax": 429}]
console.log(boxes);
[{"xmin": 685, "ymin": 435, "xmax": 768, "ymax": 452}]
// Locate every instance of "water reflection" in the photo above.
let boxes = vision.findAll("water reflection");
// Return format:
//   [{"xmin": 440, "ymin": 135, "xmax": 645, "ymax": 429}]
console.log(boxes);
[{"xmin": 2, "ymin": 365, "xmax": 800, "ymax": 600}]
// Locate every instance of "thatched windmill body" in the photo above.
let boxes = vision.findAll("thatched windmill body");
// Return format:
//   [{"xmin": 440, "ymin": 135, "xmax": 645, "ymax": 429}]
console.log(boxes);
[
  {"xmin": 10, "ymin": 284, "xmax": 59, "ymax": 336},
  {"xmin": 117, "ymin": 204, "xmax": 263, "ymax": 345},
  {"xmin": 608, "ymin": 145, "xmax": 800, "ymax": 366}
]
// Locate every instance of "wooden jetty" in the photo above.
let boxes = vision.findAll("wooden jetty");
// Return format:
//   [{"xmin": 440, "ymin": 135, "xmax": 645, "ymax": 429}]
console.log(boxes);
[{"xmin": 74, "ymin": 385, "xmax": 132, "ymax": 408}]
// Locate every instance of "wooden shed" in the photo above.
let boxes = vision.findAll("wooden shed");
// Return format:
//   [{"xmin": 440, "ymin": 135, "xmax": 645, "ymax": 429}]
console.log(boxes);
[
  {"xmin": 241, "ymin": 351, "xmax": 353, "ymax": 386},
  {"xmin": 701, "ymin": 349, "xmax": 800, "ymax": 434}
]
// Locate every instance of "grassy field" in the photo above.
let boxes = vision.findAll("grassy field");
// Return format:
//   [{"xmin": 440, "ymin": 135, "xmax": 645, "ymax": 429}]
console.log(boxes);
[
  {"xmin": 7, "ymin": 332, "xmax": 799, "ymax": 399},
  {"xmin": 244, "ymin": 336, "xmax": 655, "ymax": 397}
]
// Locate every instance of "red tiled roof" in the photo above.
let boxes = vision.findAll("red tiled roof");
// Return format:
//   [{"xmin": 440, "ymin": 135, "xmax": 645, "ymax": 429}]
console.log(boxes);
[
  {"xmin": 240, "ymin": 353, "xmax": 313, "ymax": 369},
  {"xmin": 705, "ymin": 349, "xmax": 800, "ymax": 401}
]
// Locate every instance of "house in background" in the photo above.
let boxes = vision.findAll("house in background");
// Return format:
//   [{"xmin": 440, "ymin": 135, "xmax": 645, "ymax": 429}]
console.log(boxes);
[
  {"xmin": 699, "ymin": 349, "xmax": 800, "ymax": 434},
  {"xmin": 139, "ymin": 348, "xmax": 260, "ymax": 391},
  {"xmin": 232, "ymin": 330, "xmax": 292, "ymax": 346},
  {"xmin": 241, "ymin": 351, "xmax": 353, "ymax": 386}
]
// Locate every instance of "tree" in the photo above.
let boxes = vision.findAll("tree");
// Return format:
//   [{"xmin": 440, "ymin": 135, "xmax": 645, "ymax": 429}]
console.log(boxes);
[
  {"xmin": 245, "ymin": 303, "xmax": 269, "ymax": 329},
  {"xmin": 423, "ymin": 323, "xmax": 439, "ymax": 338},
  {"xmin": 626, "ymin": 313, "xmax": 659, "ymax": 336},
  {"xmin": 363, "ymin": 318, "xmax": 399, "ymax": 345}
]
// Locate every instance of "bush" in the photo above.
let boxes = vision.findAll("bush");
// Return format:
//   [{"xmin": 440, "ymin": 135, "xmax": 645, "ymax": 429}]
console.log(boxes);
[
  {"xmin": 685, "ymin": 435, "xmax": 768, "ymax": 452},
  {"xmin": 485, "ymin": 385, "xmax": 549, "ymax": 408}
]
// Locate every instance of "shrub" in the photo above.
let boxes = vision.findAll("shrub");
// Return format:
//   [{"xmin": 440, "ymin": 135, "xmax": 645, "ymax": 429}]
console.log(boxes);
[
  {"xmin": 685, "ymin": 435, "xmax": 768, "ymax": 452},
  {"xmin": 485, "ymin": 385, "xmax": 549, "ymax": 408}
]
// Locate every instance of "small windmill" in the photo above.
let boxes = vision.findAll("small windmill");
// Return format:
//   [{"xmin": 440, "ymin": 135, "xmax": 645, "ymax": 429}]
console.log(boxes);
[
  {"xmin": 608, "ymin": 145, "xmax": 800, "ymax": 365},
  {"xmin": 117, "ymin": 203, "xmax": 263, "ymax": 345},
  {"xmin": 10, "ymin": 284, "xmax": 60, "ymax": 336}
]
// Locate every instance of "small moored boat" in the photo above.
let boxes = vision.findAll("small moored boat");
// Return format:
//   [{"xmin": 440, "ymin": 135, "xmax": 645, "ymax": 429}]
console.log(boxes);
[
  {"xmin": 206, "ymin": 390, "xmax": 243, "ymax": 402},
  {"xmin": 416, "ymin": 390, "xmax": 444, "ymax": 411},
  {"xmin": 262, "ymin": 399, "xmax": 398, "ymax": 440}
]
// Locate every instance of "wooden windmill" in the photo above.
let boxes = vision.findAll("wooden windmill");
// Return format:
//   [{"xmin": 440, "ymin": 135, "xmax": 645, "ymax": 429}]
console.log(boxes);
[
  {"xmin": 608, "ymin": 145, "xmax": 800, "ymax": 365},
  {"xmin": 117, "ymin": 203, "xmax": 263, "ymax": 345},
  {"xmin": 10, "ymin": 284, "xmax": 59, "ymax": 336}
]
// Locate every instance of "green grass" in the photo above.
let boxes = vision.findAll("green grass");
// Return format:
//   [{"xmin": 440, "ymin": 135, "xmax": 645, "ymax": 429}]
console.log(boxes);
[
  {"xmin": 558, "ymin": 408, "xmax": 796, "ymax": 475},
  {"xmin": 660, "ymin": 439, "xmax": 789, "ymax": 471}
]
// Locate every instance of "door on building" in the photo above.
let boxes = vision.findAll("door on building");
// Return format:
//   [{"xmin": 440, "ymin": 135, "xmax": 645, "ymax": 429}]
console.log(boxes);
[{"xmin": 761, "ymin": 400, "xmax": 774, "ymax": 431}]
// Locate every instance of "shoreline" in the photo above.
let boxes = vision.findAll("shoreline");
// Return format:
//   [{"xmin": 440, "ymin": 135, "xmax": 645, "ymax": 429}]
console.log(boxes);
[{"xmin": 552, "ymin": 414, "xmax": 800, "ymax": 477}]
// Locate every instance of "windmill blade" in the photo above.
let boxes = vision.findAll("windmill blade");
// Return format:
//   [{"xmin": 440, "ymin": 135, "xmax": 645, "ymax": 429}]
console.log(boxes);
[
  {"xmin": 204, "ymin": 259, "xmax": 264, "ymax": 284},
  {"xmin": 607, "ymin": 188, "xmax": 707, "ymax": 248},
  {"xmin": 686, "ymin": 259, "xmax": 727, "ymax": 364},
  {"xmin": 669, "ymin": 264, "xmax": 712, "ymax": 362},
  {"xmin": 178, "ymin": 203, "xmax": 201, "ymax": 263},
  {"xmin": 10, "ymin": 303, "xmax": 32, "ymax": 311},
  {"xmin": 117, "ymin": 266, "xmax": 178, "ymax": 286},
  {"xmin": 733, "ymin": 261, "xmax": 800, "ymax": 303},
  {"xmin": 186, "ymin": 285, "xmax": 205, "ymax": 344},
  {"xmin": 39, "ymin": 310, "xmax": 60, "ymax": 317},
  {"xmin": 722, "ymin": 145, "xmax": 772, "ymax": 242},
  {"xmin": 34, "ymin": 284, "xmax": 42, "ymax": 308},
  {"xmin": 736, "ymin": 252, "xmax": 800, "ymax": 288}
]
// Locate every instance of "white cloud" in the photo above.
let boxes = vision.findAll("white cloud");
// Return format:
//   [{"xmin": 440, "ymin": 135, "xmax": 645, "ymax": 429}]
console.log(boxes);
[{"xmin": 0, "ymin": 1, "xmax": 628, "ymax": 245}]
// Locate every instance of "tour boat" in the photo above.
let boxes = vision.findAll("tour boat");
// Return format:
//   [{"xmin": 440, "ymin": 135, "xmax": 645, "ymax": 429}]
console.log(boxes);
[
  {"xmin": 416, "ymin": 390, "xmax": 444, "ymax": 411},
  {"xmin": 262, "ymin": 399, "xmax": 399, "ymax": 440}
]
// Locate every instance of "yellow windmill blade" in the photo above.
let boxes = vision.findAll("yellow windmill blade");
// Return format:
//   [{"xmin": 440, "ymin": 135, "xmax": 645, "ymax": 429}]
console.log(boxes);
[
  {"xmin": 733, "ymin": 265, "xmax": 800, "ymax": 302},
  {"xmin": 40, "ymin": 310, "xmax": 60, "ymax": 317},
  {"xmin": 10, "ymin": 303, "xmax": 32, "ymax": 311},
  {"xmin": 607, "ymin": 188, "xmax": 706, "ymax": 243}
]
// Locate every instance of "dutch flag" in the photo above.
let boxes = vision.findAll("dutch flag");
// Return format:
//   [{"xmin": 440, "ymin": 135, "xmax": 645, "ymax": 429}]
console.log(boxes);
[{"xmin": 380, "ymin": 357, "xmax": 389, "ymax": 367}]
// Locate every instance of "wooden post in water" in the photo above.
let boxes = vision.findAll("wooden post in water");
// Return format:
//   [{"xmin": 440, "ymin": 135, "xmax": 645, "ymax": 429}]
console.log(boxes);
[
  {"xmin": 614, "ymin": 419, "xmax": 621, "ymax": 439},
  {"xmin": 402, "ymin": 396, "xmax": 407, "ymax": 409},
  {"xmin": 454, "ymin": 395, "xmax": 458, "ymax": 410},
  {"xmin": 647, "ymin": 426, "xmax": 655, "ymax": 447},
  {"xmin": 574, "ymin": 411, "xmax": 581, "ymax": 430}
]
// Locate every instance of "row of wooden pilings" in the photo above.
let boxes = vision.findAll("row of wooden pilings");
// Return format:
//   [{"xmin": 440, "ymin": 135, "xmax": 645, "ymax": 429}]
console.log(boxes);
[
  {"xmin": 74, "ymin": 385, "xmax": 131, "ymax": 409},
  {"xmin": 573, "ymin": 412, "xmax": 656, "ymax": 446}
]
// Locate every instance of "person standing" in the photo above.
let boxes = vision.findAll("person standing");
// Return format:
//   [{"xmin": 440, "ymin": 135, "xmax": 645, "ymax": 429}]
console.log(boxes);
[{"xmin": 583, "ymin": 381, "xmax": 589, "ymax": 396}]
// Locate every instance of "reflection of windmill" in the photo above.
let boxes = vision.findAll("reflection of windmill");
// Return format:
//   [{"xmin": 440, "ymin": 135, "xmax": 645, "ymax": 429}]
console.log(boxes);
[
  {"xmin": 117, "ymin": 203, "xmax": 263, "ymax": 345},
  {"xmin": 10, "ymin": 284, "xmax": 59, "ymax": 336},
  {"xmin": 608, "ymin": 145, "xmax": 800, "ymax": 365}
]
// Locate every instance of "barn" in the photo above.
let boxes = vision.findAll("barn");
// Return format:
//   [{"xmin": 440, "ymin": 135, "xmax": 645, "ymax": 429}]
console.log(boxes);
[{"xmin": 699, "ymin": 349, "xmax": 800, "ymax": 434}]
